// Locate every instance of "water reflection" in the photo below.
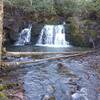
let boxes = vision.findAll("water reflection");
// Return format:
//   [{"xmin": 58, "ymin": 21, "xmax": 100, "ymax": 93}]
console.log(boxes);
[{"xmin": 6, "ymin": 45, "xmax": 88, "ymax": 52}]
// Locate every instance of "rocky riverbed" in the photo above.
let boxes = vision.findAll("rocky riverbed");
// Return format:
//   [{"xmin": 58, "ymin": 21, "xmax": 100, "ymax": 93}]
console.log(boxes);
[{"xmin": 0, "ymin": 50, "xmax": 100, "ymax": 100}]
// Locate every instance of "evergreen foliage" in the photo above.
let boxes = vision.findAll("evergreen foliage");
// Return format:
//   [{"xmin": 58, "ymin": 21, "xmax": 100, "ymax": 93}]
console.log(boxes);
[{"xmin": 3, "ymin": 0, "xmax": 100, "ymax": 15}]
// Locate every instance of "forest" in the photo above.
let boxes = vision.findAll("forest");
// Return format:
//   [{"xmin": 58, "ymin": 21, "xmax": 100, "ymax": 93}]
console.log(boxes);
[
  {"xmin": 0, "ymin": 0, "xmax": 100, "ymax": 100},
  {"xmin": 3, "ymin": 0, "xmax": 100, "ymax": 47}
]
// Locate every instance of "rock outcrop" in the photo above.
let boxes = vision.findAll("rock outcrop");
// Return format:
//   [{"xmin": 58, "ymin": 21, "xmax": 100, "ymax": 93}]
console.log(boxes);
[{"xmin": 3, "ymin": 4, "xmax": 100, "ymax": 48}]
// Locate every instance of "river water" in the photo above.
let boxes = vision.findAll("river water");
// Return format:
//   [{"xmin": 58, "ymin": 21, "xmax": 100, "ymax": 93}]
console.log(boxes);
[
  {"xmin": 2, "ymin": 47, "xmax": 100, "ymax": 100},
  {"xmin": 6, "ymin": 45, "xmax": 89, "ymax": 52}
]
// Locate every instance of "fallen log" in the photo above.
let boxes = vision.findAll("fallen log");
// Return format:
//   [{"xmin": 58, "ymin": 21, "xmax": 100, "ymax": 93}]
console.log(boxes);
[
  {"xmin": 1, "ymin": 50, "xmax": 95, "ymax": 66},
  {"xmin": 6, "ymin": 51, "xmax": 78, "ymax": 57},
  {"xmin": 6, "ymin": 50, "xmax": 94, "ymax": 57}
]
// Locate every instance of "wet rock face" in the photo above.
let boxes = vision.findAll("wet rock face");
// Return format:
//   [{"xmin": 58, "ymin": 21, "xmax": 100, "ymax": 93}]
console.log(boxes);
[
  {"xmin": 68, "ymin": 17, "xmax": 100, "ymax": 48},
  {"xmin": 42, "ymin": 95, "xmax": 56, "ymax": 100},
  {"xmin": 3, "ymin": 4, "xmax": 71, "ymax": 46},
  {"xmin": 3, "ymin": 5, "xmax": 38, "ymax": 44},
  {"xmin": 3, "ymin": 4, "xmax": 100, "ymax": 48}
]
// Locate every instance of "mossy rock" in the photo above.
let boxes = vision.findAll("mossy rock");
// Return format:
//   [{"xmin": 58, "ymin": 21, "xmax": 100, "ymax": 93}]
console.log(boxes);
[
  {"xmin": 90, "ymin": 31, "xmax": 97, "ymax": 38},
  {"xmin": 6, "ymin": 83, "xmax": 18, "ymax": 89},
  {"xmin": 68, "ymin": 17, "xmax": 87, "ymax": 46},
  {"xmin": 85, "ymin": 30, "xmax": 97, "ymax": 38},
  {"xmin": 0, "ymin": 92, "xmax": 8, "ymax": 100},
  {"xmin": 0, "ymin": 83, "xmax": 18, "ymax": 91},
  {"xmin": 0, "ymin": 84, "xmax": 6, "ymax": 91},
  {"xmin": 70, "ymin": 34, "xmax": 87, "ymax": 47},
  {"xmin": 68, "ymin": 17, "xmax": 80, "ymax": 34},
  {"xmin": 82, "ymin": 19, "xmax": 96, "ymax": 25}
]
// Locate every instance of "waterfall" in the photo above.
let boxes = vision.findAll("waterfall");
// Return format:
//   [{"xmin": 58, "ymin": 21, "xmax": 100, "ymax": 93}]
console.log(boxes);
[
  {"xmin": 36, "ymin": 24, "xmax": 70, "ymax": 47},
  {"xmin": 15, "ymin": 24, "xmax": 32, "ymax": 46}
]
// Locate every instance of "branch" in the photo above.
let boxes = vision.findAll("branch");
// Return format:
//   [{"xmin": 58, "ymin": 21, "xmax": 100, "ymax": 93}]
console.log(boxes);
[{"xmin": 1, "ymin": 50, "xmax": 95, "ymax": 67}]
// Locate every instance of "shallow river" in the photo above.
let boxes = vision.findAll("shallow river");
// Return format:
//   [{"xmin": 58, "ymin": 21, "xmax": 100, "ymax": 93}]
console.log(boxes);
[{"xmin": 1, "ymin": 46, "xmax": 100, "ymax": 100}]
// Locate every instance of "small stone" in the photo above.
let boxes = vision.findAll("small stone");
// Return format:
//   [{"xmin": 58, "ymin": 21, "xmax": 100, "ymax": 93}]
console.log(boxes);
[
  {"xmin": 49, "ymin": 96, "xmax": 56, "ymax": 100},
  {"xmin": 47, "ymin": 85, "xmax": 55, "ymax": 94},
  {"xmin": 96, "ymin": 87, "xmax": 100, "ymax": 93},
  {"xmin": 42, "ymin": 95, "xmax": 50, "ymax": 100},
  {"xmin": 57, "ymin": 63, "xmax": 65, "ymax": 69}
]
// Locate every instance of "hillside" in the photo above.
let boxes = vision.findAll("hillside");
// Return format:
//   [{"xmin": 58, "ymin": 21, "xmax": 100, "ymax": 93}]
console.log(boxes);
[{"xmin": 3, "ymin": 0, "xmax": 100, "ymax": 47}]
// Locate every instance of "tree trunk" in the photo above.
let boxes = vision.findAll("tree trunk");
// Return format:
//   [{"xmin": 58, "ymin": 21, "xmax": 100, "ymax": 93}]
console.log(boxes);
[
  {"xmin": 2, "ymin": 50, "xmax": 95, "ymax": 66},
  {"xmin": 6, "ymin": 50, "xmax": 94, "ymax": 57},
  {"xmin": 0, "ymin": 0, "xmax": 3, "ymax": 62}
]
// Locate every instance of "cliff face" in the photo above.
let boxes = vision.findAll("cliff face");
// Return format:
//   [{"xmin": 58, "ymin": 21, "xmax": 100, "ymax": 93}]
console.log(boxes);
[
  {"xmin": 3, "ymin": 4, "xmax": 100, "ymax": 48},
  {"xmin": 3, "ymin": 5, "xmax": 41, "ymax": 43},
  {"xmin": 68, "ymin": 17, "xmax": 100, "ymax": 48},
  {"xmin": 3, "ymin": 4, "xmax": 65, "ymax": 44}
]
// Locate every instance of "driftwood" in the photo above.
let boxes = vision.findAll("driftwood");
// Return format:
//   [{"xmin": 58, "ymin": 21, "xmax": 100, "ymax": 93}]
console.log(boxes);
[
  {"xmin": 0, "ymin": 0, "xmax": 3, "ymax": 61},
  {"xmin": 1, "ymin": 50, "xmax": 95, "ymax": 66},
  {"xmin": 6, "ymin": 50, "xmax": 94, "ymax": 57}
]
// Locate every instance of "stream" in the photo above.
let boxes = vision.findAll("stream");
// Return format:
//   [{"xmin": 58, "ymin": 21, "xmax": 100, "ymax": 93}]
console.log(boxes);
[
  {"xmin": 1, "ymin": 24, "xmax": 100, "ymax": 100},
  {"xmin": 2, "ymin": 1, "xmax": 100, "ymax": 98},
  {"xmin": 1, "ymin": 48, "xmax": 100, "ymax": 100}
]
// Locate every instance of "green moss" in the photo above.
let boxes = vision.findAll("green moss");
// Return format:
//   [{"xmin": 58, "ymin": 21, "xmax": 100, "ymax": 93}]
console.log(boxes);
[
  {"xmin": 44, "ymin": 16, "xmax": 58, "ymax": 24},
  {"xmin": 68, "ymin": 17, "xmax": 87, "ymax": 47},
  {"xmin": 0, "ymin": 85, "xmax": 6, "ymax": 91},
  {"xmin": 6, "ymin": 83, "xmax": 18, "ymax": 89},
  {"xmin": 87, "ymin": 30, "xmax": 97, "ymax": 38},
  {"xmin": 0, "ymin": 83, "xmax": 18, "ymax": 91},
  {"xmin": 90, "ymin": 31, "xmax": 97, "ymax": 38},
  {"xmin": 82, "ymin": 19, "xmax": 94, "ymax": 25},
  {"xmin": 71, "ymin": 34, "xmax": 86, "ymax": 46},
  {"xmin": 0, "ymin": 92, "xmax": 8, "ymax": 100}
]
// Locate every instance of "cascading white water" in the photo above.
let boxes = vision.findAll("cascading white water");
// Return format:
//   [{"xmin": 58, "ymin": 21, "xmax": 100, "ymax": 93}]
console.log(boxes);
[
  {"xmin": 36, "ymin": 24, "xmax": 70, "ymax": 47},
  {"xmin": 15, "ymin": 24, "xmax": 32, "ymax": 46}
]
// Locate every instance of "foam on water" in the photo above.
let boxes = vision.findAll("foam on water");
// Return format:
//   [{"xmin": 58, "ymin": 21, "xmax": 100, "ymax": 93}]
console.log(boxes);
[
  {"xmin": 36, "ymin": 24, "xmax": 71, "ymax": 48},
  {"xmin": 15, "ymin": 24, "xmax": 32, "ymax": 46}
]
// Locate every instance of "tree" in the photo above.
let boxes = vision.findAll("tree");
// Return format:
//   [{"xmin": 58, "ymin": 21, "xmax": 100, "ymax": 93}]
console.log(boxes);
[{"xmin": 0, "ymin": 0, "xmax": 3, "ymax": 62}]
